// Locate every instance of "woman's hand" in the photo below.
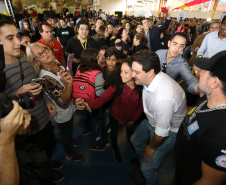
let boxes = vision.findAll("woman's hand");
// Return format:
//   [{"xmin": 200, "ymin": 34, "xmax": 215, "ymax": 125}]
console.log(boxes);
[
  {"xmin": 15, "ymin": 84, "xmax": 42, "ymax": 96},
  {"xmin": 126, "ymin": 121, "xmax": 134, "ymax": 128},
  {"xmin": 59, "ymin": 70, "xmax": 73, "ymax": 86},
  {"xmin": 75, "ymin": 98, "xmax": 85, "ymax": 110}
]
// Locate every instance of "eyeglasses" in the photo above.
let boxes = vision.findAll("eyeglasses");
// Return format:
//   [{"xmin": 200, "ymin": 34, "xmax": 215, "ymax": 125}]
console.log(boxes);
[
  {"xmin": 34, "ymin": 47, "xmax": 49, "ymax": 59},
  {"xmin": 162, "ymin": 63, "xmax": 167, "ymax": 73}
]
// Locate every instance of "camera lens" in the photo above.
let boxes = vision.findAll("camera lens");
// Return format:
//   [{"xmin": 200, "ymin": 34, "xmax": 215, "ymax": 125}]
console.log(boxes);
[{"xmin": 12, "ymin": 92, "xmax": 35, "ymax": 109}]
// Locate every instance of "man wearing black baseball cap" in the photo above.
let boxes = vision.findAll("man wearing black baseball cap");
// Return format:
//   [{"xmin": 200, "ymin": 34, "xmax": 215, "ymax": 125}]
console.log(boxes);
[{"xmin": 175, "ymin": 50, "xmax": 226, "ymax": 185}]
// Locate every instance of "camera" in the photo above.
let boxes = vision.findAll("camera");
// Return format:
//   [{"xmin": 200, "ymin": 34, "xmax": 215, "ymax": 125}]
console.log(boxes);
[{"xmin": 0, "ymin": 43, "xmax": 35, "ymax": 118}]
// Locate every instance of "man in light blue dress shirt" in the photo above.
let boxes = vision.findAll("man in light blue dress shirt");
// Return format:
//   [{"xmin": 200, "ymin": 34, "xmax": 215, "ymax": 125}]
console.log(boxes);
[
  {"xmin": 156, "ymin": 32, "xmax": 199, "ymax": 94},
  {"xmin": 197, "ymin": 16, "xmax": 226, "ymax": 58}
]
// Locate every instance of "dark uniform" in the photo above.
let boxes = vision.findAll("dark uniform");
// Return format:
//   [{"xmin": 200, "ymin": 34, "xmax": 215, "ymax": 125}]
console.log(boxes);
[{"xmin": 175, "ymin": 99, "xmax": 226, "ymax": 185}]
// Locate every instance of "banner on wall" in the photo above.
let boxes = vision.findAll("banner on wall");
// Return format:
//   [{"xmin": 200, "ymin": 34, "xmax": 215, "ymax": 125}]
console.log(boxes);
[
  {"xmin": 177, "ymin": 11, "xmax": 186, "ymax": 21},
  {"xmin": 173, "ymin": 0, "xmax": 210, "ymax": 10}
]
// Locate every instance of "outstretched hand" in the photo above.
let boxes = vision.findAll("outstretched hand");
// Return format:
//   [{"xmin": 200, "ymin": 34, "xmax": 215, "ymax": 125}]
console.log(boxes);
[{"xmin": 75, "ymin": 98, "xmax": 85, "ymax": 110}]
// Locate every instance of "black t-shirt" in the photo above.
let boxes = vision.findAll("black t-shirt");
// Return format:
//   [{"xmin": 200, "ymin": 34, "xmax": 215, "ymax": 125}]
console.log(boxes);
[
  {"xmin": 134, "ymin": 44, "xmax": 149, "ymax": 53},
  {"xmin": 57, "ymin": 26, "xmax": 75, "ymax": 47},
  {"xmin": 22, "ymin": 29, "xmax": 37, "ymax": 42},
  {"xmin": 96, "ymin": 38, "xmax": 109, "ymax": 49},
  {"xmin": 47, "ymin": 10, "xmax": 55, "ymax": 19},
  {"xmin": 89, "ymin": 29, "xmax": 97, "ymax": 37},
  {"xmin": 65, "ymin": 35, "xmax": 97, "ymax": 74},
  {"xmin": 175, "ymin": 100, "xmax": 226, "ymax": 185}
]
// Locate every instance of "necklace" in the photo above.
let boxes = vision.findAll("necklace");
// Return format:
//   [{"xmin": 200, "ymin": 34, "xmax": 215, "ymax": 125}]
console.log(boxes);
[
  {"xmin": 188, "ymin": 100, "xmax": 226, "ymax": 125},
  {"xmin": 196, "ymin": 100, "xmax": 226, "ymax": 113}
]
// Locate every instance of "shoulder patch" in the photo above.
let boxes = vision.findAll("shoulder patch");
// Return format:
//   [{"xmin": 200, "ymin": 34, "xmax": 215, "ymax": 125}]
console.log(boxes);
[
  {"xmin": 187, "ymin": 121, "xmax": 199, "ymax": 135},
  {"xmin": 215, "ymin": 155, "xmax": 226, "ymax": 168},
  {"xmin": 188, "ymin": 106, "xmax": 197, "ymax": 115}
]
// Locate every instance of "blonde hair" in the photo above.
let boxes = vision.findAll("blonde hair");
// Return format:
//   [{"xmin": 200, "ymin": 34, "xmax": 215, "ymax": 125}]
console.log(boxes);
[
  {"xmin": 93, "ymin": 25, "xmax": 106, "ymax": 41},
  {"xmin": 26, "ymin": 42, "xmax": 54, "ymax": 77}
]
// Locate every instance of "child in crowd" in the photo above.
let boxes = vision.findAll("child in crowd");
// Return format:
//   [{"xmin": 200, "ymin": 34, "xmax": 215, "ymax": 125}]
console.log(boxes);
[
  {"xmin": 103, "ymin": 47, "xmax": 119, "ymax": 79},
  {"xmin": 97, "ymin": 46, "xmax": 108, "ymax": 70},
  {"xmin": 73, "ymin": 48, "xmax": 106, "ymax": 151},
  {"xmin": 76, "ymin": 57, "xmax": 143, "ymax": 163},
  {"xmin": 97, "ymin": 47, "xmax": 120, "ymax": 146}
]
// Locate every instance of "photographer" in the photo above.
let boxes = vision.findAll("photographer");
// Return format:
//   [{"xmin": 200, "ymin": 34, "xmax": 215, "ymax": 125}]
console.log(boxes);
[
  {"xmin": 0, "ymin": 14, "xmax": 56, "ymax": 158},
  {"xmin": 0, "ymin": 101, "xmax": 31, "ymax": 185}
]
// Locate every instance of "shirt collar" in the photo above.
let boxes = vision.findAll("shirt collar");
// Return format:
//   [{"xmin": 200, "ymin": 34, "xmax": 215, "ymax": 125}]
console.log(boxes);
[
  {"xmin": 144, "ymin": 72, "xmax": 162, "ymax": 92},
  {"xmin": 213, "ymin": 30, "xmax": 220, "ymax": 38}
]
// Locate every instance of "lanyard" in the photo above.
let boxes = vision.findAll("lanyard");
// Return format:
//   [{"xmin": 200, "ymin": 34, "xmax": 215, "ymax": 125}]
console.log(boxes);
[
  {"xmin": 77, "ymin": 35, "xmax": 87, "ymax": 49},
  {"xmin": 43, "ymin": 38, "xmax": 55, "ymax": 55}
]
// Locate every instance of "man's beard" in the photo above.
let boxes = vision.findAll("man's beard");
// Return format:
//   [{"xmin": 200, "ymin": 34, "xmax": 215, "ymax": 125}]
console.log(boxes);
[{"xmin": 196, "ymin": 85, "xmax": 211, "ymax": 95}]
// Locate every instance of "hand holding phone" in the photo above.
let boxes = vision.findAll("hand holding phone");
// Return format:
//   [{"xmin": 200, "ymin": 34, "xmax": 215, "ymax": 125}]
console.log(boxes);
[
  {"xmin": 66, "ymin": 53, "xmax": 74, "ymax": 72},
  {"xmin": 81, "ymin": 102, "xmax": 92, "ymax": 112},
  {"xmin": 75, "ymin": 98, "xmax": 92, "ymax": 112},
  {"xmin": 31, "ymin": 78, "xmax": 43, "ymax": 86}
]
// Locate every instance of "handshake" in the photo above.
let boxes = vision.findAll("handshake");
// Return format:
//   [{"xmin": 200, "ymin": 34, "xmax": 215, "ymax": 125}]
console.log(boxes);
[{"xmin": 75, "ymin": 98, "xmax": 92, "ymax": 112}]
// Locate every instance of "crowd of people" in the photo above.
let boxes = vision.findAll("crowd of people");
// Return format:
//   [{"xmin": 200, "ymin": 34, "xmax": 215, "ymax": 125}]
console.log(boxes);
[{"xmin": 0, "ymin": 5, "xmax": 226, "ymax": 185}]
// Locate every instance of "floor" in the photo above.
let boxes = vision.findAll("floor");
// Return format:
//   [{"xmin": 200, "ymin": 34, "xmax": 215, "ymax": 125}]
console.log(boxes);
[{"xmin": 51, "ymin": 112, "xmax": 177, "ymax": 185}]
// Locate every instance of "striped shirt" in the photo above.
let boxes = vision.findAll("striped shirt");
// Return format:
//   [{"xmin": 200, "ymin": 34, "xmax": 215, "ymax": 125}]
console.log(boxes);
[{"xmin": 4, "ymin": 56, "xmax": 50, "ymax": 134}]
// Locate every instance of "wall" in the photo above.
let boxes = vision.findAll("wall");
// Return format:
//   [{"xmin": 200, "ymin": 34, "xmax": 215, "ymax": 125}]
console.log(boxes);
[
  {"xmin": 0, "ymin": 0, "xmax": 7, "ymax": 13},
  {"xmin": 97, "ymin": 0, "xmax": 224, "ymax": 19},
  {"xmin": 95, "ymin": 0, "xmax": 126, "ymax": 15},
  {"xmin": 127, "ymin": 10, "xmax": 224, "ymax": 19}
]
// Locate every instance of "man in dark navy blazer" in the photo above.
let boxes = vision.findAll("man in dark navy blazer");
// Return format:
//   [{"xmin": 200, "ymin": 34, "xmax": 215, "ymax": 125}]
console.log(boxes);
[{"xmin": 142, "ymin": 12, "xmax": 172, "ymax": 52}]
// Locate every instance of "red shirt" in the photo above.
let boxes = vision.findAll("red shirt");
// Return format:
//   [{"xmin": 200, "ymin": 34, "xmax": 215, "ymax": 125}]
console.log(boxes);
[
  {"xmin": 87, "ymin": 83, "xmax": 143, "ymax": 123},
  {"xmin": 37, "ymin": 38, "xmax": 64, "ymax": 64},
  {"xmin": 74, "ymin": 11, "xmax": 80, "ymax": 16},
  {"xmin": 30, "ymin": 11, "xmax": 38, "ymax": 17}
]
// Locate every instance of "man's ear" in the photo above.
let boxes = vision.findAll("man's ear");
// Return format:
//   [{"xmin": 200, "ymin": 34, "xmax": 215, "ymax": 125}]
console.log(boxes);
[
  {"xmin": 168, "ymin": 40, "xmax": 171, "ymax": 48},
  {"xmin": 210, "ymin": 76, "xmax": 220, "ymax": 89},
  {"xmin": 147, "ymin": 69, "xmax": 155, "ymax": 78}
]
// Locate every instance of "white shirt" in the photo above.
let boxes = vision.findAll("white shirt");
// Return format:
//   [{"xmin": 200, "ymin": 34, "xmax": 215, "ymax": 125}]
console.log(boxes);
[
  {"xmin": 143, "ymin": 72, "xmax": 187, "ymax": 137},
  {"xmin": 50, "ymin": 2, "xmax": 57, "ymax": 10},
  {"xmin": 99, "ymin": 13, "xmax": 106, "ymax": 21},
  {"xmin": 39, "ymin": 67, "xmax": 76, "ymax": 123}
]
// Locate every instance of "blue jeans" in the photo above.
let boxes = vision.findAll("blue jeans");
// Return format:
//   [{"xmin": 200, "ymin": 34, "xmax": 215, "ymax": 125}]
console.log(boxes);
[
  {"xmin": 97, "ymin": 107, "xmax": 110, "ymax": 144},
  {"xmin": 56, "ymin": 117, "xmax": 73, "ymax": 155},
  {"xmin": 74, "ymin": 109, "xmax": 98, "ymax": 146},
  {"xmin": 131, "ymin": 119, "xmax": 177, "ymax": 185}
]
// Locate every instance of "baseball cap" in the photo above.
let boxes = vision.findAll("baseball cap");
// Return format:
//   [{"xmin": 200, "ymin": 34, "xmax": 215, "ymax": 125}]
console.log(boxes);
[{"xmin": 194, "ymin": 50, "xmax": 226, "ymax": 83}]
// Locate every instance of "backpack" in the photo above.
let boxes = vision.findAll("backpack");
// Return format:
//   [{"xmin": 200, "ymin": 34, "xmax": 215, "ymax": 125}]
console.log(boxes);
[{"xmin": 73, "ymin": 70, "xmax": 101, "ymax": 101}]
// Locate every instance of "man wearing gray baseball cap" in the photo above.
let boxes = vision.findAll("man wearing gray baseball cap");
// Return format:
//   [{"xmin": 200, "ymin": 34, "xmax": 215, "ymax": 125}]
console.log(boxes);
[{"xmin": 175, "ymin": 50, "xmax": 226, "ymax": 185}]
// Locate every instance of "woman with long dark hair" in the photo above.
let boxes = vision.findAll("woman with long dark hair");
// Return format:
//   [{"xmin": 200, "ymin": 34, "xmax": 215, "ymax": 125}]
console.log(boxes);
[
  {"xmin": 133, "ymin": 33, "xmax": 149, "ymax": 53},
  {"xmin": 116, "ymin": 28, "xmax": 132, "ymax": 60},
  {"xmin": 73, "ymin": 48, "xmax": 106, "ymax": 151}
]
